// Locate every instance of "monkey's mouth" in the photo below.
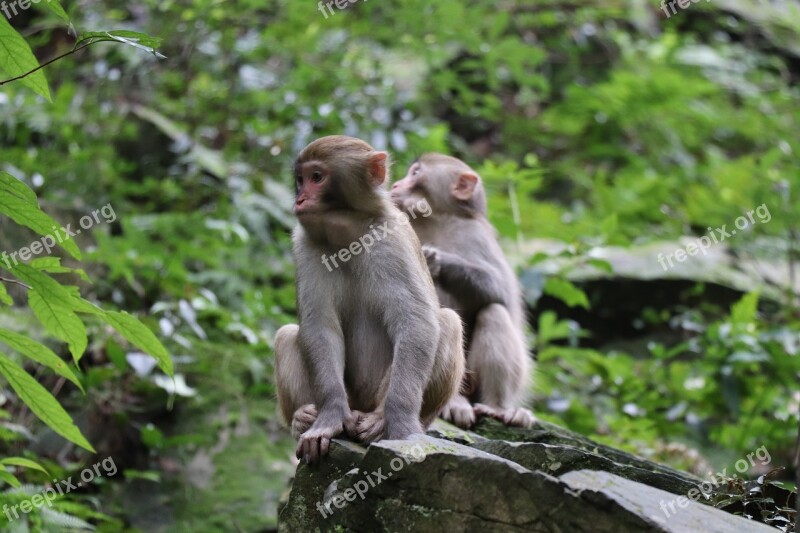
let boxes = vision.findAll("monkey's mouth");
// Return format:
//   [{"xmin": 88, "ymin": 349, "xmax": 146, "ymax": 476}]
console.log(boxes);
[
  {"xmin": 294, "ymin": 209, "xmax": 328, "ymax": 222},
  {"xmin": 294, "ymin": 205, "xmax": 319, "ymax": 216}
]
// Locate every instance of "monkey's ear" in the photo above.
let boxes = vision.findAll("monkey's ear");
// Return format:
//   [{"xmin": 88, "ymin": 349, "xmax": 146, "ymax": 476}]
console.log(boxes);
[
  {"xmin": 452, "ymin": 172, "xmax": 478, "ymax": 201},
  {"xmin": 368, "ymin": 152, "xmax": 389, "ymax": 186}
]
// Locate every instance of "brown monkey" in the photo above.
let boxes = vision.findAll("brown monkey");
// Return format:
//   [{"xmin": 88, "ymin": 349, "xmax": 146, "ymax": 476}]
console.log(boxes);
[
  {"xmin": 274, "ymin": 136, "xmax": 464, "ymax": 464},
  {"xmin": 391, "ymin": 153, "xmax": 535, "ymax": 429}
]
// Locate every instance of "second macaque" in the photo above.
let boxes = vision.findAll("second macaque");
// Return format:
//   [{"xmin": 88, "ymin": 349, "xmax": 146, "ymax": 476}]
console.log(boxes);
[{"xmin": 391, "ymin": 153, "xmax": 535, "ymax": 428}]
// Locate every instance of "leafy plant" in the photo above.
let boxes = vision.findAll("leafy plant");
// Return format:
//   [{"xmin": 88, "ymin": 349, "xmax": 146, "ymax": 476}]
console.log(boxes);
[{"xmin": 0, "ymin": 170, "xmax": 173, "ymax": 459}]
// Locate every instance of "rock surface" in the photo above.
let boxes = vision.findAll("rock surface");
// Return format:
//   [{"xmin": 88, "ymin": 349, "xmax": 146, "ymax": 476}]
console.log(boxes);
[{"xmin": 278, "ymin": 420, "xmax": 776, "ymax": 532}]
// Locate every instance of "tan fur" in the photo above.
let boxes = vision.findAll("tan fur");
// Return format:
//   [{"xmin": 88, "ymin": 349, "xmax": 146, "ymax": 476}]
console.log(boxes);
[
  {"xmin": 275, "ymin": 137, "xmax": 465, "ymax": 463},
  {"xmin": 391, "ymin": 154, "xmax": 535, "ymax": 429}
]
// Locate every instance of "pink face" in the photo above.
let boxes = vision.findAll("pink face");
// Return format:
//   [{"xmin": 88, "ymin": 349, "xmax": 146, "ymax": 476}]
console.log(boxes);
[
  {"xmin": 391, "ymin": 161, "xmax": 424, "ymax": 209},
  {"xmin": 294, "ymin": 161, "xmax": 330, "ymax": 216}
]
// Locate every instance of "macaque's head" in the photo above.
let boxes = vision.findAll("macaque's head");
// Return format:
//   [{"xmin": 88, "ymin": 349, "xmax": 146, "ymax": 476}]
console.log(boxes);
[
  {"xmin": 293, "ymin": 136, "xmax": 390, "ymax": 218},
  {"xmin": 391, "ymin": 154, "xmax": 486, "ymax": 217}
]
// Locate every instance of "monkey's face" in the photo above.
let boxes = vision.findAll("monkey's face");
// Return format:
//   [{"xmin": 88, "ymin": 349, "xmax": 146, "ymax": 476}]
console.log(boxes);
[
  {"xmin": 393, "ymin": 155, "xmax": 487, "ymax": 217},
  {"xmin": 391, "ymin": 161, "xmax": 429, "ymax": 212},
  {"xmin": 293, "ymin": 139, "xmax": 389, "ymax": 224},
  {"xmin": 293, "ymin": 160, "xmax": 333, "ymax": 217}
]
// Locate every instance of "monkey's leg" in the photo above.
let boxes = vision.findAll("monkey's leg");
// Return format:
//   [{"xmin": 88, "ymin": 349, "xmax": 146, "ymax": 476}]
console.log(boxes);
[
  {"xmin": 421, "ymin": 308, "xmax": 465, "ymax": 427},
  {"xmin": 275, "ymin": 324, "xmax": 318, "ymax": 437},
  {"xmin": 352, "ymin": 309, "xmax": 463, "ymax": 442},
  {"xmin": 469, "ymin": 304, "xmax": 536, "ymax": 428}
]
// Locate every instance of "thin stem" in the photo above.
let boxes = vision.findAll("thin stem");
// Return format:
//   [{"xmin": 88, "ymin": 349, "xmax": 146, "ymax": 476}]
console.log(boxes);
[
  {"xmin": 795, "ymin": 412, "xmax": 799, "ymax": 533},
  {"xmin": 0, "ymin": 41, "xmax": 96, "ymax": 87},
  {"xmin": 0, "ymin": 276, "xmax": 30, "ymax": 290}
]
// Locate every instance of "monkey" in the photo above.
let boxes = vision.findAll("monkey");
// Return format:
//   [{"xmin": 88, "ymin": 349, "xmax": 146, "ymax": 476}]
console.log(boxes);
[
  {"xmin": 274, "ymin": 136, "xmax": 465, "ymax": 464},
  {"xmin": 390, "ymin": 153, "xmax": 535, "ymax": 429}
]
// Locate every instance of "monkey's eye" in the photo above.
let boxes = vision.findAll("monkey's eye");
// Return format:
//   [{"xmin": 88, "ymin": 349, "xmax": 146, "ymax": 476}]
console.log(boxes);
[
  {"xmin": 311, "ymin": 171, "xmax": 324, "ymax": 183},
  {"xmin": 412, "ymin": 166, "xmax": 421, "ymax": 177}
]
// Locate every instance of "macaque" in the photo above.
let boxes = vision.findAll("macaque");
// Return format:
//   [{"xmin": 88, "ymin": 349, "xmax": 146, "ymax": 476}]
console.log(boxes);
[
  {"xmin": 274, "ymin": 136, "xmax": 465, "ymax": 464},
  {"xmin": 391, "ymin": 153, "xmax": 535, "ymax": 428}
]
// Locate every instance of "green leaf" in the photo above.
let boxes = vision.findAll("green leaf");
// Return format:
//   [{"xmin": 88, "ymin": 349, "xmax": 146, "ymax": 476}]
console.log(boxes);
[
  {"xmin": 0, "ymin": 469, "xmax": 21, "ymax": 488},
  {"xmin": 31, "ymin": 0, "xmax": 69, "ymax": 22},
  {"xmin": 586, "ymin": 258, "xmax": 613, "ymax": 274},
  {"xmin": 600, "ymin": 213, "xmax": 618, "ymax": 237},
  {"xmin": 78, "ymin": 30, "xmax": 166, "ymax": 58},
  {"xmin": 123, "ymin": 469, "xmax": 161, "ymax": 482},
  {"xmin": 102, "ymin": 311, "xmax": 173, "ymax": 376},
  {"xmin": 1, "ymin": 457, "xmax": 49, "ymax": 475},
  {"xmin": 28, "ymin": 290, "xmax": 87, "ymax": 363},
  {"xmin": 527, "ymin": 252, "xmax": 551, "ymax": 266},
  {"xmin": 544, "ymin": 277, "xmax": 590, "ymax": 309},
  {"xmin": 0, "ymin": 328, "xmax": 84, "ymax": 391},
  {"xmin": 31, "ymin": 257, "xmax": 90, "ymax": 282},
  {"xmin": 66, "ymin": 286, "xmax": 104, "ymax": 315},
  {"xmin": 0, "ymin": 283, "xmax": 11, "ymax": 306},
  {"xmin": 731, "ymin": 291, "xmax": 759, "ymax": 325},
  {"xmin": 105, "ymin": 338, "xmax": 127, "ymax": 371},
  {"xmin": 0, "ymin": 352, "xmax": 94, "ymax": 452},
  {"xmin": 0, "ymin": 172, "xmax": 80, "ymax": 259},
  {"xmin": 30, "ymin": 257, "xmax": 62, "ymax": 270},
  {"xmin": 6, "ymin": 264, "xmax": 88, "ymax": 363},
  {"xmin": 0, "ymin": 18, "xmax": 50, "ymax": 101},
  {"xmin": 537, "ymin": 311, "xmax": 572, "ymax": 348}
]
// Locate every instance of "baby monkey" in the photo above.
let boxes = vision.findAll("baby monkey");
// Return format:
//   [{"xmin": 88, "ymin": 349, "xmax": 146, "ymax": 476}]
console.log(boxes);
[
  {"xmin": 275, "ymin": 137, "xmax": 465, "ymax": 463},
  {"xmin": 392, "ymin": 153, "xmax": 535, "ymax": 428}
]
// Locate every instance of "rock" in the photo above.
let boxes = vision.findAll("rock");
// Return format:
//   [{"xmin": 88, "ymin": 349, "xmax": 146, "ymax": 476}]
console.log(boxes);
[
  {"xmin": 511, "ymin": 237, "xmax": 797, "ymax": 347},
  {"xmin": 560, "ymin": 470, "xmax": 775, "ymax": 533},
  {"xmin": 278, "ymin": 421, "xmax": 778, "ymax": 532}
]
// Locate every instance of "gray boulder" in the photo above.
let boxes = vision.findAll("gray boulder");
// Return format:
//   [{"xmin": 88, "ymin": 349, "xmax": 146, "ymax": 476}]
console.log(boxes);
[{"xmin": 278, "ymin": 420, "xmax": 776, "ymax": 532}]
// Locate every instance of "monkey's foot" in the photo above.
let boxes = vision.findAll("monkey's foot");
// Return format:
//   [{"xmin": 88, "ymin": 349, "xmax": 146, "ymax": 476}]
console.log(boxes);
[
  {"xmin": 291, "ymin": 404, "xmax": 318, "ymax": 438},
  {"xmin": 474, "ymin": 404, "xmax": 536, "ymax": 428},
  {"xmin": 440, "ymin": 394, "xmax": 476, "ymax": 429},
  {"xmin": 296, "ymin": 417, "xmax": 345, "ymax": 464},
  {"xmin": 346, "ymin": 410, "xmax": 386, "ymax": 443}
]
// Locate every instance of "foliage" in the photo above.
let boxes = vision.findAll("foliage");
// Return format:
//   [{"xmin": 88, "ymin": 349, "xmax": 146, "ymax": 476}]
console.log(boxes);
[
  {"xmin": 536, "ymin": 292, "xmax": 799, "ymax": 460},
  {"xmin": 0, "ymin": 0, "xmax": 797, "ymax": 529}
]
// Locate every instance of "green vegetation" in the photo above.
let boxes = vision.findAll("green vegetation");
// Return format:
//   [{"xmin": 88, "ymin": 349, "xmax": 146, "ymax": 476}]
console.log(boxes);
[{"xmin": 0, "ymin": 0, "xmax": 797, "ymax": 530}]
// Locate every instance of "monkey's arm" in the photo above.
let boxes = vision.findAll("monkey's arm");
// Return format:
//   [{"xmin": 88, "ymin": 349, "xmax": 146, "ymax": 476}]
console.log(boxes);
[
  {"xmin": 293, "ymin": 235, "xmax": 350, "ymax": 421},
  {"xmin": 298, "ymin": 321, "xmax": 349, "ymax": 418},
  {"xmin": 425, "ymin": 247, "xmax": 506, "ymax": 307},
  {"xmin": 381, "ymin": 285, "xmax": 439, "ymax": 438}
]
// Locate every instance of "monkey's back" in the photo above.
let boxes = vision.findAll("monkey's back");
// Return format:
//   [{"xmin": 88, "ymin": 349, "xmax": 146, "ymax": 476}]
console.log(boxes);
[{"xmin": 418, "ymin": 216, "xmax": 524, "ymax": 328}]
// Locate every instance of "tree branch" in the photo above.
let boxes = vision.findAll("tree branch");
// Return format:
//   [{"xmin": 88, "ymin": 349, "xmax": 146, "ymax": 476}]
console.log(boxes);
[{"xmin": 0, "ymin": 41, "xmax": 95, "ymax": 87}]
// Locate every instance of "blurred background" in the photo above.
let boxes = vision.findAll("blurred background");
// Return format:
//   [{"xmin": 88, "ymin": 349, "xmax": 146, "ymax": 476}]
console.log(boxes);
[{"xmin": 0, "ymin": 0, "xmax": 798, "ymax": 530}]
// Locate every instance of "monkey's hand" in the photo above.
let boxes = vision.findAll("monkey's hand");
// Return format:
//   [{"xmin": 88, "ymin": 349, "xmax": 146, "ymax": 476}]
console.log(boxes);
[
  {"xmin": 474, "ymin": 404, "xmax": 537, "ymax": 429},
  {"xmin": 296, "ymin": 411, "xmax": 347, "ymax": 464},
  {"xmin": 346, "ymin": 410, "xmax": 386, "ymax": 444},
  {"xmin": 421, "ymin": 245, "xmax": 442, "ymax": 278}
]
